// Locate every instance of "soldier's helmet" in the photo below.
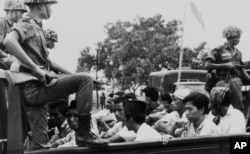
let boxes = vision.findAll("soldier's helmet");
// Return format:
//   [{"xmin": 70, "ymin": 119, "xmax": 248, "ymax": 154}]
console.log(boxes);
[
  {"xmin": 24, "ymin": 0, "xmax": 57, "ymax": 4},
  {"xmin": 44, "ymin": 29, "xmax": 58, "ymax": 42},
  {"xmin": 223, "ymin": 25, "xmax": 242, "ymax": 39},
  {"xmin": 4, "ymin": 0, "xmax": 27, "ymax": 12}
]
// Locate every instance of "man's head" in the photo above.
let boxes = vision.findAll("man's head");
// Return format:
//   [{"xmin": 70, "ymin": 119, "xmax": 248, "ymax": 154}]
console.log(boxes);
[
  {"xmin": 112, "ymin": 96, "xmax": 125, "ymax": 122},
  {"xmin": 210, "ymin": 87, "xmax": 232, "ymax": 116},
  {"xmin": 123, "ymin": 100, "xmax": 147, "ymax": 131},
  {"xmin": 112, "ymin": 92, "xmax": 136, "ymax": 122},
  {"xmin": 66, "ymin": 100, "xmax": 78, "ymax": 130},
  {"xmin": 172, "ymin": 89, "xmax": 191, "ymax": 114},
  {"xmin": 223, "ymin": 25, "xmax": 242, "ymax": 46},
  {"xmin": 160, "ymin": 92, "xmax": 173, "ymax": 113},
  {"xmin": 142, "ymin": 86, "xmax": 159, "ymax": 106},
  {"xmin": 183, "ymin": 92, "xmax": 209, "ymax": 123},
  {"xmin": 24, "ymin": 0, "xmax": 57, "ymax": 20},
  {"xmin": 48, "ymin": 99, "xmax": 68, "ymax": 128},
  {"xmin": 4, "ymin": 0, "xmax": 27, "ymax": 23},
  {"xmin": 44, "ymin": 28, "xmax": 58, "ymax": 49}
]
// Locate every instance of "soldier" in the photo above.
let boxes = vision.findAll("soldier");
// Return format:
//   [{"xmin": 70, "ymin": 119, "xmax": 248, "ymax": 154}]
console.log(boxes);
[
  {"xmin": 0, "ymin": 0, "xmax": 27, "ymax": 69},
  {"xmin": 3, "ymin": 0, "xmax": 108, "ymax": 149},
  {"xmin": 44, "ymin": 28, "xmax": 57, "ymax": 49},
  {"xmin": 205, "ymin": 26, "xmax": 250, "ymax": 113}
]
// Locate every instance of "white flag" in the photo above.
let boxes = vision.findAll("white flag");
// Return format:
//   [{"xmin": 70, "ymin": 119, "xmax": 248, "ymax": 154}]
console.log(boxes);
[{"xmin": 190, "ymin": 1, "xmax": 205, "ymax": 30}]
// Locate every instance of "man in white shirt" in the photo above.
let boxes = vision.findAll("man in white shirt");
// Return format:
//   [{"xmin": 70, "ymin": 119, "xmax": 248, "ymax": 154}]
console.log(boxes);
[
  {"xmin": 181, "ymin": 92, "xmax": 218, "ymax": 137},
  {"xmin": 102, "ymin": 93, "xmax": 136, "ymax": 142},
  {"xmin": 210, "ymin": 87, "xmax": 246, "ymax": 134},
  {"xmin": 124, "ymin": 100, "xmax": 161, "ymax": 142}
]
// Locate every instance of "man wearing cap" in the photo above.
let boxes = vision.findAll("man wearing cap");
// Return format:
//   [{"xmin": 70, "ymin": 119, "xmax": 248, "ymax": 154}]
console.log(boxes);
[
  {"xmin": 3, "ymin": 0, "xmax": 108, "ymax": 149},
  {"xmin": 205, "ymin": 26, "xmax": 250, "ymax": 113},
  {"xmin": 154, "ymin": 89, "xmax": 191, "ymax": 137},
  {"xmin": 0, "ymin": 0, "xmax": 27, "ymax": 69},
  {"xmin": 124, "ymin": 100, "xmax": 162, "ymax": 142}
]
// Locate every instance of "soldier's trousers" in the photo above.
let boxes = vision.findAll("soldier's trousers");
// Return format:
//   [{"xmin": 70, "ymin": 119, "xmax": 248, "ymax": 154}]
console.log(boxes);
[
  {"xmin": 229, "ymin": 77, "xmax": 244, "ymax": 113},
  {"xmin": 23, "ymin": 73, "xmax": 93, "ymax": 149}
]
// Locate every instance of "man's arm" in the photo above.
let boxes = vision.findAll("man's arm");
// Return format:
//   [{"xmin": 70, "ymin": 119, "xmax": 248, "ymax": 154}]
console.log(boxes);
[
  {"xmin": 0, "ymin": 49, "xmax": 8, "ymax": 58},
  {"xmin": 50, "ymin": 61, "xmax": 72, "ymax": 74},
  {"xmin": 108, "ymin": 134, "xmax": 125, "ymax": 143},
  {"xmin": 3, "ymin": 31, "xmax": 46, "ymax": 79},
  {"xmin": 205, "ymin": 59, "xmax": 235, "ymax": 70}
]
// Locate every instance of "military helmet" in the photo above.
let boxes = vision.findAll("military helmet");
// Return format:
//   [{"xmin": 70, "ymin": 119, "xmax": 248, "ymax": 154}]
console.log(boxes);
[
  {"xmin": 223, "ymin": 25, "xmax": 242, "ymax": 39},
  {"xmin": 24, "ymin": 0, "xmax": 57, "ymax": 4},
  {"xmin": 4, "ymin": 0, "xmax": 27, "ymax": 12},
  {"xmin": 44, "ymin": 29, "xmax": 58, "ymax": 42}
]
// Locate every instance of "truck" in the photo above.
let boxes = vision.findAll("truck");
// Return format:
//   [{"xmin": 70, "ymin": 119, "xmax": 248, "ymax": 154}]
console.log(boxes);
[
  {"xmin": 1, "ymin": 69, "xmax": 250, "ymax": 154},
  {"xmin": 148, "ymin": 69, "xmax": 207, "ymax": 94}
]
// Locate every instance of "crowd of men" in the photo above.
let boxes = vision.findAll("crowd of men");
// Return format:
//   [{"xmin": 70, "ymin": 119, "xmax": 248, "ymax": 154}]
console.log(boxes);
[
  {"xmin": 0, "ymin": 0, "xmax": 250, "ymax": 152},
  {"xmin": 38, "ymin": 85, "xmax": 247, "ymax": 149}
]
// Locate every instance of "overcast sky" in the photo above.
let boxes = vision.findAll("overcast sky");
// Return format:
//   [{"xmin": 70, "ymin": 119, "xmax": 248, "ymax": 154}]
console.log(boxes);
[{"xmin": 1, "ymin": 0, "xmax": 250, "ymax": 73}]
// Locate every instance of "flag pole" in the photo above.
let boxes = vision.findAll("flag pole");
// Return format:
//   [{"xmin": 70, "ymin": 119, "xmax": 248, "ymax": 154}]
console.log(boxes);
[{"xmin": 177, "ymin": 2, "xmax": 187, "ymax": 86}]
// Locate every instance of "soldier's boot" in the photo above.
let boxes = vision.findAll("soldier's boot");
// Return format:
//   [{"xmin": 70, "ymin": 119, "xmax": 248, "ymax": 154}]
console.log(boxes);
[{"xmin": 76, "ymin": 114, "xmax": 109, "ymax": 147}]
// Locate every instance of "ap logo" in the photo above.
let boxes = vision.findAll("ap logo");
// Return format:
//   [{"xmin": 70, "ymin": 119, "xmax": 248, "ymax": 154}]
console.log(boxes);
[
  {"xmin": 230, "ymin": 137, "xmax": 250, "ymax": 154},
  {"xmin": 234, "ymin": 142, "xmax": 247, "ymax": 149}
]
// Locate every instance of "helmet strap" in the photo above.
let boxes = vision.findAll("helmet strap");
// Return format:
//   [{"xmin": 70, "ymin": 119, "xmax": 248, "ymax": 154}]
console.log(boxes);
[{"xmin": 45, "ymin": 4, "xmax": 50, "ymax": 19}]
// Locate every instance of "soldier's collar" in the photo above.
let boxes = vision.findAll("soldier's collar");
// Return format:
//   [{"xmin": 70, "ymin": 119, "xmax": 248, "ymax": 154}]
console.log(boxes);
[
  {"xmin": 224, "ymin": 42, "xmax": 235, "ymax": 51},
  {"xmin": 26, "ymin": 12, "xmax": 43, "ymax": 28}
]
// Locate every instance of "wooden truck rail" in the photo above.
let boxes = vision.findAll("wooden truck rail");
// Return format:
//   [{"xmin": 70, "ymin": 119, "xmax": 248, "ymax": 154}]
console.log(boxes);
[{"xmin": 24, "ymin": 134, "xmax": 250, "ymax": 154}]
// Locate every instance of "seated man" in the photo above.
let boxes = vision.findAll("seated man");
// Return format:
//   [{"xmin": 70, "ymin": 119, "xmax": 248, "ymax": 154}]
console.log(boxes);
[
  {"xmin": 101, "ymin": 93, "xmax": 137, "ymax": 142},
  {"xmin": 181, "ymin": 91, "xmax": 218, "ymax": 137},
  {"xmin": 154, "ymin": 89, "xmax": 191, "ymax": 137},
  {"xmin": 124, "ymin": 99, "xmax": 162, "ymax": 142},
  {"xmin": 3, "ymin": 0, "xmax": 108, "ymax": 148},
  {"xmin": 56, "ymin": 100, "xmax": 78, "ymax": 148},
  {"xmin": 160, "ymin": 92, "xmax": 173, "ymax": 114},
  {"xmin": 142, "ymin": 86, "xmax": 165, "ymax": 126},
  {"xmin": 210, "ymin": 87, "xmax": 246, "ymax": 134},
  {"xmin": 92, "ymin": 101, "xmax": 116, "ymax": 136},
  {"xmin": 150, "ymin": 92, "xmax": 174, "ymax": 123},
  {"xmin": 48, "ymin": 99, "xmax": 72, "ymax": 145}
]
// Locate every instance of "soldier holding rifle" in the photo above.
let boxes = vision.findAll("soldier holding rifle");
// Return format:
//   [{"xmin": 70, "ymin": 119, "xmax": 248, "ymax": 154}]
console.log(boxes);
[{"xmin": 205, "ymin": 26, "xmax": 250, "ymax": 113}]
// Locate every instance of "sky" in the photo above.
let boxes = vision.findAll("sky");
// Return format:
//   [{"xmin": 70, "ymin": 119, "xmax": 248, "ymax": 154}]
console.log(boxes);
[{"xmin": 1, "ymin": 0, "xmax": 250, "ymax": 74}]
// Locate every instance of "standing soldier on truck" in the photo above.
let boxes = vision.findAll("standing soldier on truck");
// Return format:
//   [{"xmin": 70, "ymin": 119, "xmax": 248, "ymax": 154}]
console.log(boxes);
[
  {"xmin": 0, "ymin": 0, "xmax": 27, "ymax": 69},
  {"xmin": 205, "ymin": 26, "xmax": 250, "ymax": 113},
  {"xmin": 3, "ymin": 0, "xmax": 109, "ymax": 149}
]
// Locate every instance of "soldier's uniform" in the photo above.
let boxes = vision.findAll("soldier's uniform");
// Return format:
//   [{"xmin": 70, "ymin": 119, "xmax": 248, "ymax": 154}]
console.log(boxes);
[
  {"xmin": 4, "ymin": 0, "xmax": 108, "ymax": 149},
  {"xmin": 206, "ymin": 35, "xmax": 245, "ymax": 112},
  {"xmin": 0, "ymin": 0, "xmax": 27, "ymax": 69}
]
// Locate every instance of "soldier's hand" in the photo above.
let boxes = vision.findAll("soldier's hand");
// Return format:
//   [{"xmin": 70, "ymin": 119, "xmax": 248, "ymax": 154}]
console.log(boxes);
[
  {"xmin": 34, "ymin": 66, "xmax": 46, "ymax": 79},
  {"xmin": 33, "ymin": 67, "xmax": 54, "ymax": 85}
]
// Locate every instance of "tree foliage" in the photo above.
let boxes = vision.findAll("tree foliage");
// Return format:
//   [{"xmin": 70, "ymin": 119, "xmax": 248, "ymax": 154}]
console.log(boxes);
[{"xmin": 77, "ymin": 14, "xmax": 207, "ymax": 93}]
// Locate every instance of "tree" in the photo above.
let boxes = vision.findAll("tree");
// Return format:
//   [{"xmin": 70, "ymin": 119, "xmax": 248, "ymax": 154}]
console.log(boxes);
[
  {"xmin": 76, "ymin": 14, "xmax": 207, "ymax": 93},
  {"xmin": 191, "ymin": 42, "xmax": 209, "ymax": 69},
  {"xmin": 102, "ymin": 14, "xmax": 182, "ymax": 93},
  {"xmin": 77, "ymin": 47, "xmax": 95, "ymax": 72}
]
